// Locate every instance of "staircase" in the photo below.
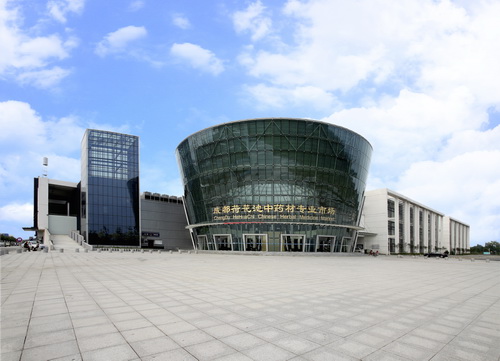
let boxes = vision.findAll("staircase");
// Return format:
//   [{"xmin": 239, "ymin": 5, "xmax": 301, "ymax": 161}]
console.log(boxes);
[{"xmin": 51, "ymin": 234, "xmax": 85, "ymax": 251}]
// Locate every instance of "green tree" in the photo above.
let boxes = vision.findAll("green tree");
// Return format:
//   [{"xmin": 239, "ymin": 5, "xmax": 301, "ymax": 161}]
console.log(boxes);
[
  {"xmin": 470, "ymin": 244, "xmax": 485, "ymax": 254},
  {"xmin": 484, "ymin": 241, "xmax": 500, "ymax": 254},
  {"xmin": 1, "ymin": 234, "xmax": 17, "ymax": 246}
]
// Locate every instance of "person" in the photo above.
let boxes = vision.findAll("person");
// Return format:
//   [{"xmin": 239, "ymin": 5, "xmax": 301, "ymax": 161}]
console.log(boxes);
[
  {"xmin": 33, "ymin": 241, "xmax": 40, "ymax": 251},
  {"xmin": 23, "ymin": 241, "xmax": 31, "ymax": 252}
]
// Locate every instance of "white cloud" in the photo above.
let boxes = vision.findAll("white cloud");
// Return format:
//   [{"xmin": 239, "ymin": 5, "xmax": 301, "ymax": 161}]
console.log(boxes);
[
  {"xmin": 128, "ymin": 0, "xmax": 145, "ymax": 12},
  {"xmin": 170, "ymin": 43, "xmax": 224, "ymax": 75},
  {"xmin": 95, "ymin": 25, "xmax": 147, "ymax": 57},
  {"xmin": 16, "ymin": 66, "xmax": 72, "ymax": 89},
  {"xmin": 236, "ymin": 0, "xmax": 500, "ymax": 111},
  {"xmin": 0, "ymin": 1, "xmax": 75, "ymax": 87},
  {"xmin": 233, "ymin": 0, "xmax": 272, "ymax": 41},
  {"xmin": 0, "ymin": 202, "xmax": 33, "ymax": 223},
  {"xmin": 141, "ymin": 167, "xmax": 183, "ymax": 196},
  {"xmin": 397, "ymin": 150, "xmax": 500, "ymax": 243},
  {"xmin": 244, "ymin": 84, "xmax": 337, "ymax": 112},
  {"xmin": 0, "ymin": 101, "xmax": 84, "ymax": 191},
  {"xmin": 325, "ymin": 88, "xmax": 486, "ymax": 176},
  {"xmin": 47, "ymin": 0, "xmax": 84, "ymax": 23},
  {"xmin": 172, "ymin": 13, "xmax": 191, "ymax": 30}
]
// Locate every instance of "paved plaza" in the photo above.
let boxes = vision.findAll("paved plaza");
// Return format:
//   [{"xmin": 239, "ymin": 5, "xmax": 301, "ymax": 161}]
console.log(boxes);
[{"xmin": 1, "ymin": 251, "xmax": 500, "ymax": 361}]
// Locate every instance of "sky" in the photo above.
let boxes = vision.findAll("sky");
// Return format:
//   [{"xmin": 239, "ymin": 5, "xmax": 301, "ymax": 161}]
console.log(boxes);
[{"xmin": 1, "ymin": 0, "xmax": 499, "ymax": 245}]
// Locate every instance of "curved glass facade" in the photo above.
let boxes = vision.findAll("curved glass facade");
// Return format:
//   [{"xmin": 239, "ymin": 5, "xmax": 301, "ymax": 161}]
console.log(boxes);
[{"xmin": 176, "ymin": 118, "xmax": 372, "ymax": 252}]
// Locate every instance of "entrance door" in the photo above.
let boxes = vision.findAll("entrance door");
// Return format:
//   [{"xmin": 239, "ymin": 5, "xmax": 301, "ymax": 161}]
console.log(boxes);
[
  {"xmin": 197, "ymin": 235, "xmax": 208, "ymax": 250},
  {"xmin": 332, "ymin": 238, "xmax": 342, "ymax": 252},
  {"xmin": 244, "ymin": 234, "xmax": 267, "ymax": 251},
  {"xmin": 341, "ymin": 237, "xmax": 353, "ymax": 252},
  {"xmin": 214, "ymin": 234, "xmax": 232, "ymax": 251},
  {"xmin": 281, "ymin": 234, "xmax": 305, "ymax": 252},
  {"xmin": 316, "ymin": 236, "xmax": 335, "ymax": 252}
]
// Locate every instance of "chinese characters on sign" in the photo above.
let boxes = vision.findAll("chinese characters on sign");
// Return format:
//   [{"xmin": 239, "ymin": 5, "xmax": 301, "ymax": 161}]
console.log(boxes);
[{"xmin": 212, "ymin": 204, "xmax": 336, "ymax": 223}]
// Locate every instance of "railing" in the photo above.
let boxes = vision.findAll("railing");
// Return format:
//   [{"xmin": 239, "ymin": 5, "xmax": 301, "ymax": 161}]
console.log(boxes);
[{"xmin": 70, "ymin": 230, "xmax": 93, "ymax": 251}]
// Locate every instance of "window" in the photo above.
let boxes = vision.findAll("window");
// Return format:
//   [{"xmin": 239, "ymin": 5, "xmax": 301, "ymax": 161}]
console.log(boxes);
[{"xmin": 388, "ymin": 199, "xmax": 395, "ymax": 218}]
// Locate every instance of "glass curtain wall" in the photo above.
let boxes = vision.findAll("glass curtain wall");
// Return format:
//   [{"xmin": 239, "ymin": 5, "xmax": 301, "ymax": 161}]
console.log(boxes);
[
  {"xmin": 176, "ymin": 118, "xmax": 372, "ymax": 252},
  {"xmin": 81, "ymin": 130, "xmax": 140, "ymax": 246}
]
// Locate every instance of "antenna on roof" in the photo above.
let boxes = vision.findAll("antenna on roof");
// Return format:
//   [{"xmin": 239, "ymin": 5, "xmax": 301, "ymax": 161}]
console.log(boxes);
[{"xmin": 42, "ymin": 157, "xmax": 48, "ymax": 177}]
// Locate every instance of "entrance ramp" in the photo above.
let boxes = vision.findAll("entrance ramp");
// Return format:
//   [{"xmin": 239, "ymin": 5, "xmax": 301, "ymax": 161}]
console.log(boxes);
[{"xmin": 51, "ymin": 234, "xmax": 85, "ymax": 251}]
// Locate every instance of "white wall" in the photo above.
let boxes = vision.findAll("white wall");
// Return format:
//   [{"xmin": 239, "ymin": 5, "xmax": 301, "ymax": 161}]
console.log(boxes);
[
  {"xmin": 48, "ymin": 215, "xmax": 77, "ymax": 235},
  {"xmin": 37, "ymin": 177, "xmax": 49, "ymax": 230},
  {"xmin": 360, "ymin": 189, "xmax": 389, "ymax": 253}
]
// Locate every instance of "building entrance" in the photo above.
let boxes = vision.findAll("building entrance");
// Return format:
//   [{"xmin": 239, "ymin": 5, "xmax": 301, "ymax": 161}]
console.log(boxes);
[
  {"xmin": 340, "ymin": 237, "xmax": 353, "ymax": 252},
  {"xmin": 214, "ymin": 234, "xmax": 232, "ymax": 251},
  {"xmin": 281, "ymin": 234, "xmax": 305, "ymax": 252},
  {"xmin": 243, "ymin": 234, "xmax": 267, "ymax": 251},
  {"xmin": 316, "ymin": 236, "xmax": 335, "ymax": 252},
  {"xmin": 196, "ymin": 235, "xmax": 210, "ymax": 250}
]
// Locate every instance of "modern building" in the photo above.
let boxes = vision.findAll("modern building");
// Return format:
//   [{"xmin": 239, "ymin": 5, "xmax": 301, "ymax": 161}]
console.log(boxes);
[
  {"xmin": 26, "ymin": 129, "xmax": 192, "ymax": 250},
  {"xmin": 359, "ymin": 189, "xmax": 470, "ymax": 254},
  {"xmin": 81, "ymin": 129, "xmax": 140, "ymax": 246},
  {"xmin": 176, "ymin": 117, "xmax": 373, "ymax": 252},
  {"xmin": 25, "ymin": 123, "xmax": 470, "ymax": 254}
]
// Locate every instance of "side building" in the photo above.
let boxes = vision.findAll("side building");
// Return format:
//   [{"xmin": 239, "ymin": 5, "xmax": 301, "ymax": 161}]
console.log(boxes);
[
  {"xmin": 141, "ymin": 192, "xmax": 193, "ymax": 250},
  {"xmin": 24, "ymin": 177, "xmax": 80, "ymax": 244},
  {"xmin": 359, "ymin": 188, "xmax": 470, "ymax": 255},
  {"xmin": 26, "ymin": 129, "xmax": 192, "ymax": 250}
]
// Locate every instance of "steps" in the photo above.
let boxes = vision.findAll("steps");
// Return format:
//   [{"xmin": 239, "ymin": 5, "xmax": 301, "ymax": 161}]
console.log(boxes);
[{"xmin": 51, "ymin": 234, "xmax": 85, "ymax": 251}]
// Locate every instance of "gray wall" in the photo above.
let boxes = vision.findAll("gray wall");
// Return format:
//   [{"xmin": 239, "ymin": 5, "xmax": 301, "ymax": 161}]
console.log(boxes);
[{"xmin": 141, "ymin": 198, "xmax": 192, "ymax": 250}]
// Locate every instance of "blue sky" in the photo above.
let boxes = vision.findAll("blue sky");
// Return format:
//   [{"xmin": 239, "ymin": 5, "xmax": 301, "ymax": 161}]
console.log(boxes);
[{"xmin": 1, "ymin": 0, "xmax": 499, "ymax": 245}]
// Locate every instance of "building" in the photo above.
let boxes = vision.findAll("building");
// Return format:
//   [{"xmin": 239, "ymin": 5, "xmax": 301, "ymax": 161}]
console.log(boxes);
[
  {"xmin": 26, "ymin": 129, "xmax": 192, "ymax": 250},
  {"xmin": 25, "ymin": 123, "xmax": 469, "ymax": 254},
  {"xmin": 26, "ymin": 177, "xmax": 80, "ymax": 242},
  {"xmin": 176, "ymin": 117, "xmax": 373, "ymax": 252},
  {"xmin": 81, "ymin": 129, "xmax": 141, "ymax": 246},
  {"xmin": 359, "ymin": 189, "xmax": 470, "ymax": 254},
  {"xmin": 141, "ymin": 192, "xmax": 193, "ymax": 250},
  {"xmin": 443, "ymin": 216, "xmax": 470, "ymax": 255}
]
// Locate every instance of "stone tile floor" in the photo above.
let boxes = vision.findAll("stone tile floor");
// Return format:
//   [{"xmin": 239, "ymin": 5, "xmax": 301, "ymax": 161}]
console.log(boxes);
[{"xmin": 1, "ymin": 251, "xmax": 499, "ymax": 361}]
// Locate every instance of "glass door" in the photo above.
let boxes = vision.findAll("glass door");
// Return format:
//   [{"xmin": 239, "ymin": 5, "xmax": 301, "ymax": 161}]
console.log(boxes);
[
  {"xmin": 281, "ymin": 234, "xmax": 305, "ymax": 252},
  {"xmin": 316, "ymin": 236, "xmax": 335, "ymax": 252},
  {"xmin": 244, "ymin": 234, "xmax": 267, "ymax": 251},
  {"xmin": 341, "ymin": 237, "xmax": 353, "ymax": 252},
  {"xmin": 214, "ymin": 234, "xmax": 232, "ymax": 251},
  {"xmin": 197, "ymin": 235, "xmax": 208, "ymax": 250},
  {"xmin": 332, "ymin": 238, "xmax": 342, "ymax": 252}
]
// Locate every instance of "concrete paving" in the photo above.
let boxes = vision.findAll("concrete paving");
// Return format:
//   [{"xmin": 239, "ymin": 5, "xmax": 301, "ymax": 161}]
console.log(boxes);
[{"xmin": 1, "ymin": 251, "xmax": 499, "ymax": 361}]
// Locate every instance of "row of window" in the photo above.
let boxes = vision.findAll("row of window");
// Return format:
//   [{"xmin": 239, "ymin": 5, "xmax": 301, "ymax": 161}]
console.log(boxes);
[
  {"xmin": 194, "ymin": 136, "xmax": 371, "ymax": 160},
  {"xmin": 188, "ymin": 119, "xmax": 370, "ymax": 150},
  {"xmin": 192, "ymin": 153, "xmax": 369, "ymax": 180}
]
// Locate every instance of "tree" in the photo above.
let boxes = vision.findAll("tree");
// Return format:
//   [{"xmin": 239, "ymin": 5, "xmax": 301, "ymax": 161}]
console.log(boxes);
[
  {"xmin": 1, "ymin": 234, "xmax": 17, "ymax": 246},
  {"xmin": 484, "ymin": 241, "xmax": 500, "ymax": 254},
  {"xmin": 470, "ymin": 241, "xmax": 500, "ymax": 254},
  {"xmin": 1, "ymin": 234, "xmax": 16, "ymax": 242}
]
